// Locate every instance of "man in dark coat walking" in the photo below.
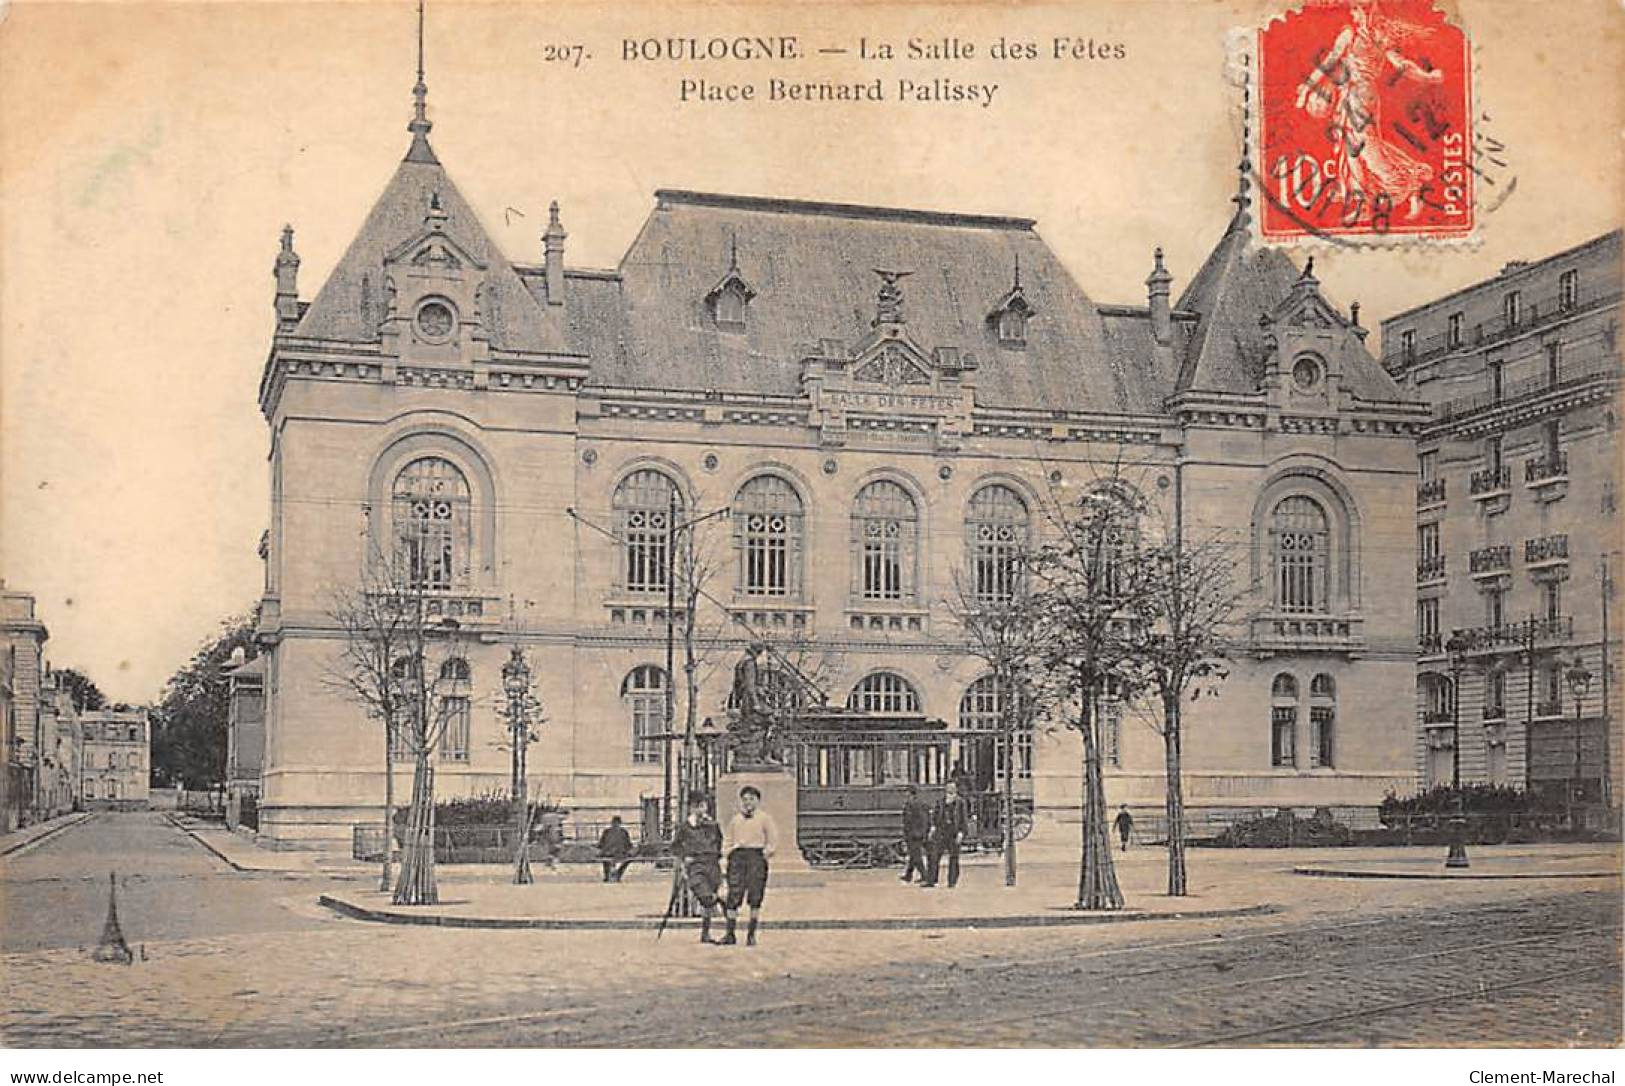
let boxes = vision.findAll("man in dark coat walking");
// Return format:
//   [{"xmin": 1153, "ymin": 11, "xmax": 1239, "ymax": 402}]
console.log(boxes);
[
  {"xmin": 899, "ymin": 785, "xmax": 931, "ymax": 883},
  {"xmin": 925, "ymin": 781, "xmax": 969, "ymax": 889},
  {"xmin": 1115, "ymin": 804, "xmax": 1135, "ymax": 851}
]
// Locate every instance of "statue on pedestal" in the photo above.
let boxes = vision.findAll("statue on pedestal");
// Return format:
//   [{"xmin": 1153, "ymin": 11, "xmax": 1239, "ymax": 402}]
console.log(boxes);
[{"xmin": 728, "ymin": 641, "xmax": 782, "ymax": 768}]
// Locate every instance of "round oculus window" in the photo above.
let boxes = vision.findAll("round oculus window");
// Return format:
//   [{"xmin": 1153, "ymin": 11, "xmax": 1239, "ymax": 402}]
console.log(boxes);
[
  {"xmin": 1292, "ymin": 357, "xmax": 1321, "ymax": 390},
  {"xmin": 416, "ymin": 301, "xmax": 455, "ymax": 339}
]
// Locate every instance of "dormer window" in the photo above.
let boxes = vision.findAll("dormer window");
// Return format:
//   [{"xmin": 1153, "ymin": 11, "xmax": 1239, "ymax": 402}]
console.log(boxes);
[
  {"xmin": 714, "ymin": 283, "xmax": 748, "ymax": 331},
  {"xmin": 998, "ymin": 307, "xmax": 1028, "ymax": 347},
  {"xmin": 706, "ymin": 236, "xmax": 755, "ymax": 334},
  {"xmin": 989, "ymin": 258, "xmax": 1035, "ymax": 349}
]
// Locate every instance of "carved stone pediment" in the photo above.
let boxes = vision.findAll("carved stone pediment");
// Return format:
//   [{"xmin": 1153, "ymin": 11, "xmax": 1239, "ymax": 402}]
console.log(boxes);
[{"xmin": 853, "ymin": 340, "xmax": 933, "ymax": 387}]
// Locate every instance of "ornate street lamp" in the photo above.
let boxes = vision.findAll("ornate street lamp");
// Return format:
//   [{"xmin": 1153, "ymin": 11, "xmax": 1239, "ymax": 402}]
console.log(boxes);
[
  {"xmin": 1565, "ymin": 656, "xmax": 1592, "ymax": 826},
  {"xmin": 502, "ymin": 645, "xmax": 534, "ymax": 885},
  {"xmin": 1443, "ymin": 633, "xmax": 1470, "ymax": 869}
]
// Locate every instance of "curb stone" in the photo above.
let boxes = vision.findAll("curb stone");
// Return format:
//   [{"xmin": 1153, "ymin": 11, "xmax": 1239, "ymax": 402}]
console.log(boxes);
[
  {"xmin": 317, "ymin": 893, "xmax": 1280, "ymax": 931},
  {"xmin": 0, "ymin": 811, "xmax": 94, "ymax": 857},
  {"xmin": 1291, "ymin": 865, "xmax": 1619, "ymax": 881}
]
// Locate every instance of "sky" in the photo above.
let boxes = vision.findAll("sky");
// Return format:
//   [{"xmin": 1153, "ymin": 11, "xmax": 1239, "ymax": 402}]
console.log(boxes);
[{"xmin": 1, "ymin": 0, "xmax": 1620, "ymax": 704}]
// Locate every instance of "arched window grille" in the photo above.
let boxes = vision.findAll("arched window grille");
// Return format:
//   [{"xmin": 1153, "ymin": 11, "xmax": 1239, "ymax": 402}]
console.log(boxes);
[
  {"xmin": 959, "ymin": 674, "xmax": 1033, "ymax": 784},
  {"xmin": 392, "ymin": 457, "xmax": 472, "ymax": 591},
  {"xmin": 1271, "ymin": 496, "xmax": 1329, "ymax": 613},
  {"xmin": 622, "ymin": 665, "xmax": 668, "ymax": 766},
  {"xmin": 614, "ymin": 469, "xmax": 682, "ymax": 594},
  {"xmin": 439, "ymin": 657, "xmax": 471, "ymax": 763},
  {"xmin": 852, "ymin": 480, "xmax": 919, "ymax": 602},
  {"xmin": 1270, "ymin": 672, "xmax": 1298, "ymax": 768},
  {"xmin": 734, "ymin": 475, "xmax": 803, "ymax": 598},
  {"xmin": 1309, "ymin": 673, "xmax": 1335, "ymax": 769},
  {"xmin": 966, "ymin": 485, "xmax": 1029, "ymax": 605},
  {"xmin": 846, "ymin": 672, "xmax": 921, "ymax": 715}
]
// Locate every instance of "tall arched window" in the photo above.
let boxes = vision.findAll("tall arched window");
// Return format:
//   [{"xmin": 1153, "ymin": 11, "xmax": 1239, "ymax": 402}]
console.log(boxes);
[
  {"xmin": 392, "ymin": 457, "xmax": 471, "ymax": 591},
  {"xmin": 846, "ymin": 671, "xmax": 921, "ymax": 715},
  {"xmin": 439, "ymin": 657, "xmax": 471, "ymax": 763},
  {"xmin": 1309, "ymin": 673, "xmax": 1335, "ymax": 769},
  {"xmin": 1271, "ymin": 496, "xmax": 1329, "ymax": 613},
  {"xmin": 1270, "ymin": 673, "xmax": 1298, "ymax": 768},
  {"xmin": 966, "ymin": 484, "xmax": 1029, "ymax": 605},
  {"xmin": 852, "ymin": 480, "xmax": 919, "ymax": 602},
  {"xmin": 734, "ymin": 475, "xmax": 803, "ymax": 598},
  {"xmin": 614, "ymin": 469, "xmax": 682, "ymax": 594},
  {"xmin": 622, "ymin": 665, "xmax": 668, "ymax": 766},
  {"xmin": 389, "ymin": 655, "xmax": 421, "ymax": 761},
  {"xmin": 960, "ymin": 674, "xmax": 1032, "ymax": 784}
]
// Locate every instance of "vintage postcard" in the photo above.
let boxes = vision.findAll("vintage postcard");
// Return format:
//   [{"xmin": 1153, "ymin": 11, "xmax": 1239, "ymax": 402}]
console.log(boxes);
[{"xmin": 1, "ymin": 0, "xmax": 1620, "ymax": 1068}]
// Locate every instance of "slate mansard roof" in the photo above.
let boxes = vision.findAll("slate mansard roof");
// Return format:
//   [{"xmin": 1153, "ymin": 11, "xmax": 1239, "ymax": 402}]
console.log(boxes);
[{"xmin": 287, "ymin": 132, "xmax": 1409, "ymax": 411}]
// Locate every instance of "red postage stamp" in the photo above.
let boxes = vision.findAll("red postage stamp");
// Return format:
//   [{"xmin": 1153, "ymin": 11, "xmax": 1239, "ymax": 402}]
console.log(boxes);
[{"xmin": 1257, "ymin": 0, "xmax": 1473, "ymax": 242}]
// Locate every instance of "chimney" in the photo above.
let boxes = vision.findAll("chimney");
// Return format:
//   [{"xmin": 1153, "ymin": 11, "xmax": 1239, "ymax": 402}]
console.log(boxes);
[
  {"xmin": 544, "ymin": 201, "xmax": 567, "ymax": 307},
  {"xmin": 273, "ymin": 224, "xmax": 301, "ymax": 330},
  {"xmin": 1146, "ymin": 247, "xmax": 1173, "ymax": 345}
]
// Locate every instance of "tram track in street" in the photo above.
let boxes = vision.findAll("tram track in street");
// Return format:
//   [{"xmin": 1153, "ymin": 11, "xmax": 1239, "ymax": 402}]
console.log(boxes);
[{"xmin": 388, "ymin": 893, "xmax": 1619, "ymax": 1047}]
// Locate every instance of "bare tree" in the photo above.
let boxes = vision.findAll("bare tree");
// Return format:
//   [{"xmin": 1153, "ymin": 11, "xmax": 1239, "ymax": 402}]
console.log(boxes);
[
  {"xmin": 945, "ymin": 562, "xmax": 1049, "ymax": 887},
  {"xmin": 1121, "ymin": 527, "xmax": 1250, "ymax": 895},
  {"xmin": 1027, "ymin": 460, "xmax": 1160, "ymax": 911},
  {"xmin": 325, "ymin": 549, "xmax": 468, "ymax": 905}
]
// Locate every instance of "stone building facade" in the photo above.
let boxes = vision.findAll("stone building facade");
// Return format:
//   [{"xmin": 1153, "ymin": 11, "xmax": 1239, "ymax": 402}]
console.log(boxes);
[
  {"xmin": 1383, "ymin": 231, "xmax": 1622, "ymax": 806},
  {"xmin": 225, "ymin": 651, "xmax": 265, "ymax": 830},
  {"xmin": 253, "ymin": 83, "xmax": 1427, "ymax": 847},
  {"xmin": 79, "ymin": 710, "xmax": 150, "ymax": 810},
  {"xmin": 0, "ymin": 587, "xmax": 49, "ymax": 832}
]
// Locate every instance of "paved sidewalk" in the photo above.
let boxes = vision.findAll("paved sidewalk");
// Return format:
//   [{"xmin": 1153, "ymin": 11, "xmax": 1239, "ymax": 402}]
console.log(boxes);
[
  {"xmin": 0, "ymin": 811, "xmax": 93, "ymax": 857},
  {"xmin": 313, "ymin": 842, "xmax": 1620, "ymax": 931},
  {"xmin": 1292, "ymin": 845, "xmax": 1620, "ymax": 880},
  {"xmin": 166, "ymin": 814, "xmax": 373, "ymax": 878}
]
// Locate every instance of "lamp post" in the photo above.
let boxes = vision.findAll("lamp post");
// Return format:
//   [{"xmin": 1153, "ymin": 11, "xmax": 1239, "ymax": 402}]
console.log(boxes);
[
  {"xmin": 502, "ymin": 645, "xmax": 534, "ymax": 885},
  {"xmin": 1444, "ymin": 633, "xmax": 1470, "ymax": 868},
  {"xmin": 1565, "ymin": 656, "xmax": 1592, "ymax": 829}
]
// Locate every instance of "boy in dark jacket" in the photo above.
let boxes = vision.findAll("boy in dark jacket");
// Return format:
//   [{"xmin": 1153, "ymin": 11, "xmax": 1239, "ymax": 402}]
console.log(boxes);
[
  {"xmin": 925, "ymin": 781, "xmax": 970, "ymax": 889},
  {"xmin": 900, "ymin": 785, "xmax": 931, "ymax": 883},
  {"xmin": 670, "ymin": 790, "xmax": 724, "ymax": 943}
]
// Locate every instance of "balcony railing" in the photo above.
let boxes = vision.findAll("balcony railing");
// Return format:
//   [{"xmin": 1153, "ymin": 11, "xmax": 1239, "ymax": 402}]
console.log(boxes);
[
  {"xmin": 1469, "ymin": 465, "xmax": 1512, "ymax": 496},
  {"xmin": 1525, "ymin": 534, "xmax": 1569, "ymax": 565},
  {"xmin": 1482, "ymin": 705, "xmax": 1507, "ymax": 721},
  {"xmin": 1417, "ymin": 555, "xmax": 1446, "ymax": 582},
  {"xmin": 1419, "ymin": 632, "xmax": 1444, "ymax": 656},
  {"xmin": 1451, "ymin": 615, "xmax": 1573, "ymax": 653},
  {"xmin": 1383, "ymin": 288, "xmax": 1622, "ymax": 370},
  {"xmin": 1433, "ymin": 354, "xmax": 1622, "ymax": 424},
  {"xmin": 1469, "ymin": 545, "xmax": 1512, "ymax": 574},
  {"xmin": 1421, "ymin": 708, "xmax": 1454, "ymax": 725},
  {"xmin": 1535, "ymin": 698, "xmax": 1565, "ymax": 719},
  {"xmin": 1417, "ymin": 478, "xmax": 1447, "ymax": 506},
  {"xmin": 1250, "ymin": 613, "xmax": 1365, "ymax": 655},
  {"xmin": 1525, "ymin": 451, "xmax": 1569, "ymax": 484}
]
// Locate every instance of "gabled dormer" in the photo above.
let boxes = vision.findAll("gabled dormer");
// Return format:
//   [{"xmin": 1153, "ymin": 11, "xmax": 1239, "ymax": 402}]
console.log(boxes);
[
  {"xmin": 1259, "ymin": 258, "xmax": 1360, "ymax": 409},
  {"xmin": 987, "ymin": 256, "xmax": 1035, "ymax": 348},
  {"xmin": 703, "ymin": 236, "xmax": 755, "ymax": 333},
  {"xmin": 378, "ymin": 192, "xmax": 492, "ymax": 361}
]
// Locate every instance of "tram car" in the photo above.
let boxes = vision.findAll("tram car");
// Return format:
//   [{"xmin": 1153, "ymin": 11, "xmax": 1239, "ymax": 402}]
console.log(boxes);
[{"xmin": 788, "ymin": 707, "xmax": 1035, "ymax": 868}]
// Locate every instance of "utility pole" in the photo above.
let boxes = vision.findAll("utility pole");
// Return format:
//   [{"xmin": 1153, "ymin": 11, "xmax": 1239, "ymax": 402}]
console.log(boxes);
[{"xmin": 662, "ymin": 488, "xmax": 677, "ymax": 839}]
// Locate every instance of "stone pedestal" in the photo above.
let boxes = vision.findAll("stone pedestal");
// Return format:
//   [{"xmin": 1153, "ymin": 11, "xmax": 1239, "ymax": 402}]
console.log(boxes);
[{"xmin": 717, "ymin": 767, "xmax": 809, "ymax": 873}]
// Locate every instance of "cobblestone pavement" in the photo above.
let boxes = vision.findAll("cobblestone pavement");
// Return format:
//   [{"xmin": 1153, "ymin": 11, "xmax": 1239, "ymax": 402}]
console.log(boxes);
[{"xmin": 1, "ymin": 813, "xmax": 1619, "ymax": 1048}]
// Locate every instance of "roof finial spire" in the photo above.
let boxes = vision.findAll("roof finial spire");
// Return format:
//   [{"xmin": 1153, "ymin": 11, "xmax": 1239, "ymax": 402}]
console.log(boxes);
[
  {"xmin": 1231, "ymin": 156, "xmax": 1252, "ymax": 218},
  {"xmin": 728, "ymin": 231, "xmax": 740, "ymax": 272},
  {"xmin": 1013, "ymin": 251, "xmax": 1022, "ymax": 290},
  {"xmin": 409, "ymin": 0, "xmax": 431, "ymax": 138}
]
